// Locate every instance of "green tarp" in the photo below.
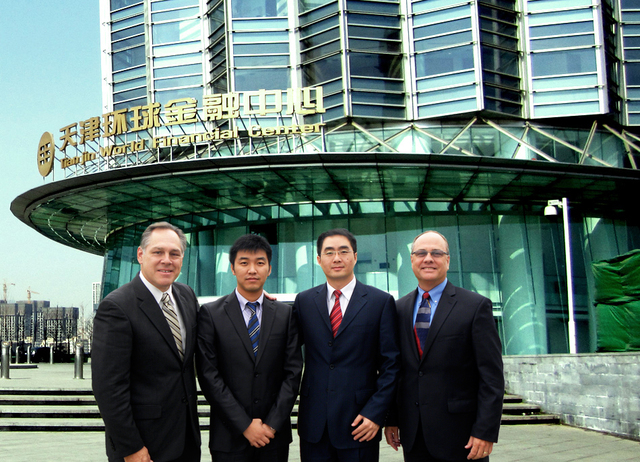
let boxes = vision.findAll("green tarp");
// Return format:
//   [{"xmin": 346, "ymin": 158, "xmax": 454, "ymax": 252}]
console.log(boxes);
[{"xmin": 592, "ymin": 249, "xmax": 640, "ymax": 352}]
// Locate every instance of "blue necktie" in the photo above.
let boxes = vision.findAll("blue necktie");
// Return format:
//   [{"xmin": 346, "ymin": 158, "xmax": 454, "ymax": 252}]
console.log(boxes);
[
  {"xmin": 414, "ymin": 292, "xmax": 431, "ymax": 357},
  {"xmin": 246, "ymin": 302, "xmax": 260, "ymax": 357}
]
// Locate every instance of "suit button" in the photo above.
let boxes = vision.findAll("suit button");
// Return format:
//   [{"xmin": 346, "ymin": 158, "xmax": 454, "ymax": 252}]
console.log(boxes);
[
  {"xmin": 330, "ymin": 364, "xmax": 335, "ymax": 370},
  {"xmin": 419, "ymin": 371, "xmax": 424, "ymax": 377},
  {"xmin": 254, "ymin": 373, "xmax": 259, "ymax": 378},
  {"xmin": 254, "ymin": 399, "xmax": 259, "ymax": 404},
  {"xmin": 182, "ymin": 397, "xmax": 187, "ymax": 403},
  {"xmin": 328, "ymin": 341, "xmax": 333, "ymax": 347},
  {"xmin": 415, "ymin": 402, "xmax": 419, "ymax": 407}
]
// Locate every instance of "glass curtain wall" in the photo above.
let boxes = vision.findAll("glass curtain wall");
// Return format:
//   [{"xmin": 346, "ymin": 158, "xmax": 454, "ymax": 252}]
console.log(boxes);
[
  {"xmin": 621, "ymin": 0, "xmax": 640, "ymax": 125},
  {"xmin": 525, "ymin": 0, "xmax": 607, "ymax": 118},
  {"xmin": 102, "ymin": 201, "xmax": 640, "ymax": 355}
]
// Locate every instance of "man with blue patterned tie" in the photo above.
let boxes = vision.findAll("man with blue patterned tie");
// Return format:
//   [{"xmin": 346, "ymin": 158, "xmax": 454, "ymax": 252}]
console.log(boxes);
[
  {"xmin": 384, "ymin": 231, "xmax": 504, "ymax": 461},
  {"xmin": 196, "ymin": 234, "xmax": 303, "ymax": 462}
]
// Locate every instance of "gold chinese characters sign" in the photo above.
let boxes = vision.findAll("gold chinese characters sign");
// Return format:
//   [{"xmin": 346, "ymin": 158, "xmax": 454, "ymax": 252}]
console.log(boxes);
[{"xmin": 37, "ymin": 87, "xmax": 325, "ymax": 177}]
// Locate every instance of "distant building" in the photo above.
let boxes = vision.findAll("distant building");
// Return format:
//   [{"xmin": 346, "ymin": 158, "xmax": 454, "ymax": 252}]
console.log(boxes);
[
  {"xmin": 92, "ymin": 282, "xmax": 101, "ymax": 312},
  {"xmin": 0, "ymin": 301, "xmax": 78, "ymax": 350}
]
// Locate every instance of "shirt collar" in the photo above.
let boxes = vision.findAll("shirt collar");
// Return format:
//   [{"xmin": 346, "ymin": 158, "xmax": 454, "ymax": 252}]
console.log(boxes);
[
  {"xmin": 235, "ymin": 288, "xmax": 265, "ymax": 311},
  {"xmin": 139, "ymin": 271, "xmax": 174, "ymax": 305},
  {"xmin": 326, "ymin": 276, "xmax": 356, "ymax": 301},
  {"xmin": 418, "ymin": 278, "xmax": 447, "ymax": 303}
]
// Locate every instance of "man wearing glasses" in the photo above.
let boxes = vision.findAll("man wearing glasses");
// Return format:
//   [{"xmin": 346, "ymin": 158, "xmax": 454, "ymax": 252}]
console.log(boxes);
[
  {"xmin": 293, "ymin": 228, "xmax": 400, "ymax": 462},
  {"xmin": 384, "ymin": 230, "xmax": 504, "ymax": 461}
]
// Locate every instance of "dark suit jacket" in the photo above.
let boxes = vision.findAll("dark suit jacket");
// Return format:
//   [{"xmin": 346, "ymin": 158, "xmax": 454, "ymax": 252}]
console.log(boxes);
[
  {"xmin": 196, "ymin": 293, "xmax": 303, "ymax": 453},
  {"xmin": 388, "ymin": 282, "xmax": 504, "ymax": 460},
  {"xmin": 293, "ymin": 280, "xmax": 400, "ymax": 449},
  {"xmin": 91, "ymin": 274, "xmax": 201, "ymax": 462}
]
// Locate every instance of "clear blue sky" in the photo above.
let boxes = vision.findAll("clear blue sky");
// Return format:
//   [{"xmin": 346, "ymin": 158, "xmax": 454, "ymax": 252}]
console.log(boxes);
[{"xmin": 0, "ymin": 2, "xmax": 103, "ymax": 311}]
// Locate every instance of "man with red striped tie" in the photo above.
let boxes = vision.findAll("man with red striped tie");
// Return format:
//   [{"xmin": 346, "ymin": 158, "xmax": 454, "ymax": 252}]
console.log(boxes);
[
  {"xmin": 384, "ymin": 231, "xmax": 504, "ymax": 462},
  {"xmin": 293, "ymin": 228, "xmax": 400, "ymax": 462}
]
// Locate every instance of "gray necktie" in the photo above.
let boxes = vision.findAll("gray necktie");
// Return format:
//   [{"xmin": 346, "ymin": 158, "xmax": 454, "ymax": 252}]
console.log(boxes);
[{"xmin": 161, "ymin": 293, "xmax": 184, "ymax": 360}]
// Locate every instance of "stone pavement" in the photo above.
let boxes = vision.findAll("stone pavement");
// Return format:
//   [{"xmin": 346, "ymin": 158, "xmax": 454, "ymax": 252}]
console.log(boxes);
[{"xmin": 1, "ymin": 364, "xmax": 638, "ymax": 461}]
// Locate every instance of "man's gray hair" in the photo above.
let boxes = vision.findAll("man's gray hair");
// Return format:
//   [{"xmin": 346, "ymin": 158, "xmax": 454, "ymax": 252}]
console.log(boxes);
[
  {"xmin": 140, "ymin": 222, "xmax": 187, "ymax": 254},
  {"xmin": 411, "ymin": 230, "xmax": 449, "ymax": 253}
]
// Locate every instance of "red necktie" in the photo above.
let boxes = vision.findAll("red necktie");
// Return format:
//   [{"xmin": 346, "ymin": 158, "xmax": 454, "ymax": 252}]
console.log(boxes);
[{"xmin": 330, "ymin": 290, "xmax": 342, "ymax": 337}]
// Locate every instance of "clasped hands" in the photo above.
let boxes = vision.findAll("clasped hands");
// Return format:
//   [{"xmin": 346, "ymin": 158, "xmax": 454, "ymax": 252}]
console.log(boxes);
[
  {"xmin": 384, "ymin": 427, "xmax": 493, "ymax": 460},
  {"xmin": 243, "ymin": 418, "xmax": 276, "ymax": 448}
]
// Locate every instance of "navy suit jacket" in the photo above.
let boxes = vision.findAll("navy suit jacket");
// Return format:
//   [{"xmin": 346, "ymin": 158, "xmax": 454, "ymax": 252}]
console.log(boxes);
[
  {"xmin": 293, "ymin": 280, "xmax": 400, "ymax": 449},
  {"xmin": 388, "ymin": 282, "xmax": 504, "ymax": 460},
  {"xmin": 196, "ymin": 293, "xmax": 303, "ymax": 453},
  {"xmin": 92, "ymin": 274, "xmax": 201, "ymax": 462}
]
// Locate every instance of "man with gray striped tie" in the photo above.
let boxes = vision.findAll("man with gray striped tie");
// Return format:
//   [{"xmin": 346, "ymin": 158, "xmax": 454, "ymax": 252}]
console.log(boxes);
[
  {"xmin": 196, "ymin": 234, "xmax": 303, "ymax": 462},
  {"xmin": 92, "ymin": 222, "xmax": 201, "ymax": 462}
]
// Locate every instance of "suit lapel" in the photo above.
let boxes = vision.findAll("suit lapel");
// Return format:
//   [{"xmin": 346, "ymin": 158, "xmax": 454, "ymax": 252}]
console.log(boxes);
[
  {"xmin": 256, "ymin": 298, "xmax": 276, "ymax": 364},
  {"xmin": 401, "ymin": 289, "xmax": 421, "ymax": 362},
  {"xmin": 224, "ymin": 294, "xmax": 257, "ymax": 361},
  {"xmin": 420, "ymin": 282, "xmax": 456, "ymax": 361},
  {"xmin": 336, "ymin": 281, "xmax": 367, "ymax": 337},
  {"xmin": 173, "ymin": 284, "xmax": 194, "ymax": 363},
  {"xmin": 134, "ymin": 276, "xmax": 182, "ymax": 362},
  {"xmin": 312, "ymin": 284, "xmax": 332, "ymax": 335}
]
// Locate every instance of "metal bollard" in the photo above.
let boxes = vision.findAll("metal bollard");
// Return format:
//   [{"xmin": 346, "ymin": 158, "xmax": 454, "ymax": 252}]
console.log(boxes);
[
  {"xmin": 1, "ymin": 342, "xmax": 10, "ymax": 379},
  {"xmin": 74, "ymin": 343, "xmax": 84, "ymax": 379},
  {"xmin": 49, "ymin": 345, "xmax": 54, "ymax": 364},
  {"xmin": 27, "ymin": 346, "xmax": 31, "ymax": 364}
]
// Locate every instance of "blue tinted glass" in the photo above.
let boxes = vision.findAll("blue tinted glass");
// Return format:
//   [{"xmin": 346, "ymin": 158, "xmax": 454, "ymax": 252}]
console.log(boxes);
[
  {"xmin": 114, "ymin": 76, "xmax": 146, "ymax": 92},
  {"xmin": 533, "ymin": 101, "xmax": 600, "ymax": 117},
  {"xmin": 113, "ymin": 66, "xmax": 146, "ymax": 83},
  {"xmin": 529, "ymin": 21, "xmax": 593, "ymax": 38},
  {"xmin": 531, "ymin": 49, "xmax": 597, "ymax": 77},
  {"xmin": 533, "ymin": 88, "xmax": 599, "ymax": 104},
  {"xmin": 155, "ymin": 63, "xmax": 202, "ymax": 78},
  {"xmin": 417, "ymin": 85, "xmax": 476, "ymax": 105},
  {"xmin": 111, "ymin": 4, "xmax": 143, "ymax": 20},
  {"xmin": 626, "ymin": 63, "xmax": 640, "ymax": 85},
  {"xmin": 346, "ymin": 1, "xmax": 399, "ymax": 14},
  {"xmin": 302, "ymin": 55, "xmax": 342, "ymax": 86},
  {"xmin": 232, "ymin": 18, "xmax": 288, "ymax": 30},
  {"xmin": 235, "ymin": 68, "xmax": 291, "ymax": 91},
  {"xmin": 623, "ymin": 36, "xmax": 640, "ymax": 47},
  {"xmin": 113, "ymin": 34, "xmax": 145, "ymax": 52},
  {"xmin": 414, "ymin": 31, "xmax": 472, "ymax": 50},
  {"xmin": 416, "ymin": 71, "xmax": 475, "ymax": 91},
  {"xmin": 233, "ymin": 31, "xmax": 288, "ymax": 43},
  {"xmin": 235, "ymin": 43, "xmax": 290, "ymax": 54},
  {"xmin": 112, "ymin": 14, "xmax": 144, "ymax": 32},
  {"xmin": 112, "ymin": 24, "xmax": 144, "ymax": 41},
  {"xmin": 114, "ymin": 86, "xmax": 147, "ymax": 102},
  {"xmin": 235, "ymin": 55, "xmax": 290, "ymax": 66},
  {"xmin": 152, "ymin": 7, "xmax": 199, "ymax": 22},
  {"xmin": 154, "ymin": 42, "xmax": 201, "ymax": 57},
  {"xmin": 350, "ymin": 53, "xmax": 402, "ymax": 78},
  {"xmin": 154, "ymin": 52, "xmax": 201, "ymax": 67},
  {"xmin": 232, "ymin": 0, "xmax": 287, "ymax": 18},
  {"xmin": 151, "ymin": 0, "xmax": 198, "ymax": 11},
  {"xmin": 153, "ymin": 19, "xmax": 200, "ymax": 44},
  {"xmin": 155, "ymin": 75, "xmax": 203, "ymax": 89},
  {"xmin": 113, "ymin": 45, "xmax": 145, "ymax": 71},
  {"xmin": 532, "ymin": 73, "xmax": 598, "ymax": 90},
  {"xmin": 154, "ymin": 86, "xmax": 203, "ymax": 106},
  {"xmin": 416, "ymin": 45, "xmax": 474, "ymax": 77},
  {"xmin": 530, "ymin": 34, "xmax": 594, "ymax": 50},
  {"xmin": 417, "ymin": 98, "xmax": 477, "ymax": 118}
]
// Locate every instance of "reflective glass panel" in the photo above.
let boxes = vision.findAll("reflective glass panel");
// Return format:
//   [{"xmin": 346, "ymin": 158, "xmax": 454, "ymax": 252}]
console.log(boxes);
[
  {"xmin": 531, "ymin": 49, "xmax": 597, "ymax": 76},
  {"xmin": 152, "ymin": 7, "xmax": 199, "ymax": 22},
  {"xmin": 233, "ymin": 30, "xmax": 288, "ymax": 43},
  {"xmin": 113, "ymin": 46, "xmax": 145, "ymax": 71},
  {"xmin": 235, "ymin": 55, "xmax": 290, "ymax": 66},
  {"xmin": 530, "ymin": 34, "xmax": 594, "ymax": 50},
  {"xmin": 416, "ymin": 45, "xmax": 474, "ymax": 77},
  {"xmin": 154, "ymin": 63, "xmax": 202, "ymax": 78},
  {"xmin": 154, "ymin": 41, "xmax": 201, "ymax": 57},
  {"xmin": 235, "ymin": 68, "xmax": 291, "ymax": 91},
  {"xmin": 232, "ymin": 0, "xmax": 288, "ymax": 17},
  {"xmin": 153, "ymin": 19, "xmax": 200, "ymax": 44},
  {"xmin": 235, "ymin": 43, "xmax": 290, "ymax": 54},
  {"xmin": 155, "ymin": 74, "xmax": 203, "ymax": 89},
  {"xmin": 154, "ymin": 52, "xmax": 201, "ymax": 67},
  {"xmin": 151, "ymin": 0, "xmax": 197, "ymax": 11}
]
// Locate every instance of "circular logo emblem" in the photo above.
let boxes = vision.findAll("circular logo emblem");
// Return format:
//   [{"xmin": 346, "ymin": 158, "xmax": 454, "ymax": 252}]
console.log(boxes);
[{"xmin": 37, "ymin": 132, "xmax": 55, "ymax": 177}]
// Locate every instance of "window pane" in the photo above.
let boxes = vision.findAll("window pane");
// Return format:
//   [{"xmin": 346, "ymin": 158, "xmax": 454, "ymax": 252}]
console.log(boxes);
[
  {"xmin": 303, "ymin": 55, "xmax": 343, "ymax": 85},
  {"xmin": 232, "ymin": 18, "xmax": 288, "ymax": 30},
  {"xmin": 113, "ymin": 65, "xmax": 146, "ymax": 83},
  {"xmin": 155, "ymin": 74, "xmax": 203, "ymax": 89},
  {"xmin": 232, "ymin": 0, "xmax": 288, "ymax": 18},
  {"xmin": 114, "ymin": 86, "xmax": 147, "ymax": 102},
  {"xmin": 113, "ymin": 45, "xmax": 145, "ymax": 71},
  {"xmin": 153, "ymin": 19, "xmax": 200, "ymax": 44},
  {"xmin": 114, "ymin": 76, "xmax": 146, "ymax": 92},
  {"xmin": 151, "ymin": 0, "xmax": 198, "ymax": 11},
  {"xmin": 154, "ymin": 63, "xmax": 202, "ymax": 78},
  {"xmin": 531, "ymin": 48, "xmax": 597, "ymax": 76},
  {"xmin": 350, "ymin": 53, "xmax": 402, "ymax": 78},
  {"xmin": 414, "ymin": 31, "xmax": 472, "ymax": 50},
  {"xmin": 112, "ymin": 24, "xmax": 144, "ymax": 41},
  {"xmin": 152, "ymin": 7, "xmax": 199, "ymax": 22},
  {"xmin": 235, "ymin": 68, "xmax": 291, "ymax": 91},
  {"xmin": 235, "ymin": 55, "xmax": 290, "ymax": 66},
  {"xmin": 154, "ymin": 41, "xmax": 201, "ymax": 57},
  {"xmin": 531, "ymin": 34, "xmax": 595, "ymax": 50},
  {"xmin": 154, "ymin": 52, "xmax": 201, "ymax": 67},
  {"xmin": 416, "ymin": 45, "xmax": 474, "ymax": 77},
  {"xmin": 235, "ymin": 43, "xmax": 290, "ymax": 54},
  {"xmin": 529, "ymin": 21, "xmax": 593, "ymax": 38},
  {"xmin": 113, "ymin": 34, "xmax": 145, "ymax": 52},
  {"xmin": 233, "ymin": 30, "xmax": 288, "ymax": 43}
]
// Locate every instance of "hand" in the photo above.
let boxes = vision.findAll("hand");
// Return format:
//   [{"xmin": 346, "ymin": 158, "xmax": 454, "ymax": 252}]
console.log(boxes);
[
  {"xmin": 384, "ymin": 426, "xmax": 401, "ymax": 451},
  {"xmin": 124, "ymin": 446, "xmax": 152, "ymax": 462},
  {"xmin": 465, "ymin": 436, "xmax": 493, "ymax": 460},
  {"xmin": 263, "ymin": 291, "xmax": 277, "ymax": 301},
  {"xmin": 243, "ymin": 418, "xmax": 275, "ymax": 448},
  {"xmin": 351, "ymin": 414, "xmax": 380, "ymax": 442}
]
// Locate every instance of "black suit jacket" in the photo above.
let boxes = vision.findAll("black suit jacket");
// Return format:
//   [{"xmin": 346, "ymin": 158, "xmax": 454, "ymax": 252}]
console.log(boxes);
[
  {"xmin": 196, "ymin": 293, "xmax": 303, "ymax": 453},
  {"xmin": 92, "ymin": 274, "xmax": 201, "ymax": 461},
  {"xmin": 293, "ymin": 280, "xmax": 400, "ymax": 449},
  {"xmin": 388, "ymin": 282, "xmax": 504, "ymax": 460}
]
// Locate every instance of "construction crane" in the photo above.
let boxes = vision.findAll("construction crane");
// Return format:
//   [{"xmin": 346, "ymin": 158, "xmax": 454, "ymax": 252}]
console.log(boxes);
[
  {"xmin": 27, "ymin": 288, "xmax": 40, "ymax": 302},
  {"xmin": 3, "ymin": 282, "xmax": 15, "ymax": 302}
]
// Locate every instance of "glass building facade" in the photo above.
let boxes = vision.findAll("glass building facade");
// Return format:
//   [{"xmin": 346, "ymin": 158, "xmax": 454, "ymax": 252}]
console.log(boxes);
[{"xmin": 12, "ymin": 0, "xmax": 640, "ymax": 356}]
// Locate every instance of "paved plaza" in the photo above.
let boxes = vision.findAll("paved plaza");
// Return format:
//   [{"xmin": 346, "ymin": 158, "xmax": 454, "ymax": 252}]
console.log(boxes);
[{"xmin": 0, "ymin": 364, "xmax": 638, "ymax": 461}]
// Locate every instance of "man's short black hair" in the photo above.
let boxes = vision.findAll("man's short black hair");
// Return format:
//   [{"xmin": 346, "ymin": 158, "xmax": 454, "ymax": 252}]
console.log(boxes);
[
  {"xmin": 316, "ymin": 228, "xmax": 357, "ymax": 256},
  {"xmin": 229, "ymin": 234, "xmax": 273, "ymax": 265}
]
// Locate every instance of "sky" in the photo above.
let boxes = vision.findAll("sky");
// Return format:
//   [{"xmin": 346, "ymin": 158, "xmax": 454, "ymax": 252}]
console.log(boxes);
[{"xmin": 0, "ymin": 2, "xmax": 104, "ymax": 313}]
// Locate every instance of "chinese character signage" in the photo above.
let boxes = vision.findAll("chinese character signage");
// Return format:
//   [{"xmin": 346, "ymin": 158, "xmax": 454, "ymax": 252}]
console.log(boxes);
[{"xmin": 37, "ymin": 87, "xmax": 325, "ymax": 177}]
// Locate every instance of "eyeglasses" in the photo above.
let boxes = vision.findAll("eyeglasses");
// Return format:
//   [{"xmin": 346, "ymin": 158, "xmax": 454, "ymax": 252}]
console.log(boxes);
[
  {"xmin": 322, "ymin": 249, "xmax": 353, "ymax": 257},
  {"xmin": 411, "ymin": 249, "xmax": 449, "ymax": 259}
]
